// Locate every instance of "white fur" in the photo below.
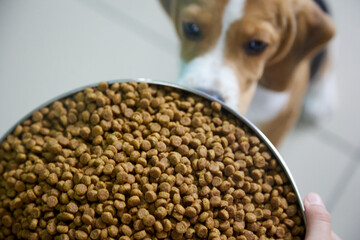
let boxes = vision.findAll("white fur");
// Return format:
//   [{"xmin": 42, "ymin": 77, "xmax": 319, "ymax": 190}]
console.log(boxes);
[
  {"xmin": 177, "ymin": 0, "xmax": 246, "ymax": 110},
  {"xmin": 246, "ymin": 85, "xmax": 290, "ymax": 124}
]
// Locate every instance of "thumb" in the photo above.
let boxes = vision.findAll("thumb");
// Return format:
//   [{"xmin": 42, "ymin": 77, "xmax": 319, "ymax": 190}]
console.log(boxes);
[{"xmin": 304, "ymin": 193, "xmax": 332, "ymax": 240}]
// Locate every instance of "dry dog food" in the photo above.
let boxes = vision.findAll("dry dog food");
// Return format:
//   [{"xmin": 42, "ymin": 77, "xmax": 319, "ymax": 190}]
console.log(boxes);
[{"xmin": 0, "ymin": 81, "xmax": 305, "ymax": 240}]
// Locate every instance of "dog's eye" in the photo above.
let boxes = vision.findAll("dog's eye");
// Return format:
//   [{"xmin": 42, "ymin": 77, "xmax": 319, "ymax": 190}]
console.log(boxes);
[
  {"xmin": 182, "ymin": 22, "xmax": 201, "ymax": 41},
  {"xmin": 244, "ymin": 40, "xmax": 268, "ymax": 55}
]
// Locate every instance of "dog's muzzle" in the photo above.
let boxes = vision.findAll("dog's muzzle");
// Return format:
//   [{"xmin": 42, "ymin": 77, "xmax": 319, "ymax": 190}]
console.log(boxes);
[{"xmin": 197, "ymin": 89, "xmax": 225, "ymax": 102}]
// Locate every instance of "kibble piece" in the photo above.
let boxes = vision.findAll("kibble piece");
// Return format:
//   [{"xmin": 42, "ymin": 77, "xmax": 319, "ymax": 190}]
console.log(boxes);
[
  {"xmin": 121, "ymin": 213, "xmax": 132, "ymax": 225},
  {"xmin": 143, "ymin": 214, "xmax": 156, "ymax": 226},
  {"xmin": 128, "ymin": 196, "xmax": 141, "ymax": 207},
  {"xmin": 47, "ymin": 173, "xmax": 58, "ymax": 185},
  {"xmin": 254, "ymin": 192, "xmax": 265, "ymax": 204},
  {"xmin": 134, "ymin": 230, "xmax": 147, "ymax": 240},
  {"xmin": 121, "ymin": 225, "xmax": 133, "ymax": 236},
  {"xmin": 144, "ymin": 190, "xmax": 157, "ymax": 203},
  {"xmin": 185, "ymin": 206, "xmax": 197, "ymax": 218},
  {"xmin": 154, "ymin": 206, "xmax": 167, "ymax": 219},
  {"xmin": 97, "ymin": 188, "xmax": 109, "ymax": 201},
  {"xmin": 101, "ymin": 212, "xmax": 113, "ymax": 224},
  {"xmin": 176, "ymin": 221, "xmax": 188, "ymax": 234},
  {"xmin": 75, "ymin": 230, "xmax": 88, "ymax": 240},
  {"xmin": 75, "ymin": 184, "xmax": 87, "ymax": 195},
  {"xmin": 82, "ymin": 214, "xmax": 93, "ymax": 225},
  {"xmin": 170, "ymin": 135, "xmax": 182, "ymax": 147},
  {"xmin": 287, "ymin": 204, "xmax": 298, "ymax": 217},
  {"xmin": 103, "ymin": 164, "xmax": 114, "ymax": 175},
  {"xmin": 47, "ymin": 196, "xmax": 58, "ymax": 208},
  {"xmin": 195, "ymin": 223, "xmax": 208, "ymax": 238},
  {"xmin": 57, "ymin": 225, "xmax": 69, "ymax": 234},
  {"xmin": 108, "ymin": 225, "xmax": 119, "ymax": 237},
  {"xmin": 150, "ymin": 167, "xmax": 161, "ymax": 179},
  {"xmin": 211, "ymin": 101, "xmax": 222, "ymax": 111},
  {"xmin": 246, "ymin": 213, "xmax": 257, "ymax": 223}
]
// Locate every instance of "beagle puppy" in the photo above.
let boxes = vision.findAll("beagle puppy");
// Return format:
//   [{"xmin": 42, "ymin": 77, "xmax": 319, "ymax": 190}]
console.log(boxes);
[{"xmin": 159, "ymin": 0, "xmax": 335, "ymax": 146}]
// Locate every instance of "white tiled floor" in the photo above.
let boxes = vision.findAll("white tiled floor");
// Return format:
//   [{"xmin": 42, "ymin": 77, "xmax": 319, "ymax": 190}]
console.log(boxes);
[{"xmin": 1, "ymin": 0, "xmax": 359, "ymax": 239}]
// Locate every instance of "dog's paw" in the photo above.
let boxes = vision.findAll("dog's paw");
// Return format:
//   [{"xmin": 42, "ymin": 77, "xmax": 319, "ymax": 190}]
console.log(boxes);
[{"xmin": 302, "ymin": 69, "xmax": 338, "ymax": 124}]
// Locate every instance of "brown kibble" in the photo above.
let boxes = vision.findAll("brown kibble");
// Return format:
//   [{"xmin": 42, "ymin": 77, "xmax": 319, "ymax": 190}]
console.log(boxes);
[
  {"xmin": 234, "ymin": 170, "xmax": 245, "ymax": 181},
  {"xmin": 128, "ymin": 196, "xmax": 140, "ymax": 207},
  {"xmin": 284, "ymin": 218, "xmax": 295, "ymax": 228},
  {"xmin": 2, "ymin": 215, "xmax": 12, "ymax": 228},
  {"xmin": 246, "ymin": 213, "xmax": 257, "ymax": 223},
  {"xmin": 219, "ymin": 209, "xmax": 229, "ymax": 220},
  {"xmin": 170, "ymin": 135, "xmax": 182, "ymax": 147},
  {"xmin": 98, "ymin": 81, "xmax": 109, "ymax": 91},
  {"xmin": 121, "ymin": 225, "xmax": 132, "ymax": 236},
  {"xmin": 276, "ymin": 226, "xmax": 286, "ymax": 237},
  {"xmin": 244, "ymin": 203, "xmax": 255, "ymax": 212},
  {"xmin": 121, "ymin": 213, "xmax": 132, "ymax": 225},
  {"xmin": 287, "ymin": 204, "xmax": 298, "ymax": 217},
  {"xmin": 139, "ymin": 98, "xmax": 150, "ymax": 109},
  {"xmin": 195, "ymin": 223, "xmax": 208, "ymax": 238},
  {"xmin": 81, "ymin": 214, "xmax": 93, "ymax": 225},
  {"xmin": 185, "ymin": 206, "xmax": 197, "ymax": 218},
  {"xmin": 107, "ymin": 225, "xmax": 118, "ymax": 237},
  {"xmin": 75, "ymin": 230, "xmax": 88, "ymax": 240},
  {"xmin": 32, "ymin": 111, "xmax": 44, "ymax": 122},
  {"xmin": 211, "ymin": 101, "xmax": 222, "ymax": 112},
  {"xmin": 101, "ymin": 212, "xmax": 113, "ymax": 224},
  {"xmin": 137, "ymin": 208, "xmax": 149, "ymax": 219},
  {"xmin": 175, "ymin": 163, "xmax": 187, "ymax": 174},
  {"xmin": 144, "ymin": 190, "xmax": 157, "ymax": 203},
  {"xmin": 224, "ymin": 165, "xmax": 235, "ymax": 176},
  {"xmin": 143, "ymin": 214, "xmax": 155, "ymax": 226},
  {"xmin": 154, "ymin": 206, "xmax": 167, "ymax": 219},
  {"xmin": 47, "ymin": 196, "xmax": 58, "ymax": 208},
  {"xmin": 209, "ymin": 162, "xmax": 219, "ymax": 173},
  {"xmin": 124, "ymin": 108, "xmax": 134, "ymax": 118},
  {"xmin": 141, "ymin": 139, "xmax": 152, "ymax": 151},
  {"xmin": 234, "ymin": 221, "xmax": 245, "ymax": 232},
  {"xmin": 150, "ymin": 166, "xmax": 161, "ymax": 179},
  {"xmin": 287, "ymin": 192, "xmax": 297, "ymax": 203},
  {"xmin": 97, "ymin": 188, "xmax": 109, "ymax": 201},
  {"xmin": 92, "ymin": 125, "xmax": 104, "ymax": 136},
  {"xmin": 176, "ymin": 221, "xmax": 188, "ymax": 234},
  {"xmin": 57, "ymin": 225, "xmax": 69, "ymax": 234},
  {"xmin": 210, "ymin": 196, "xmax": 221, "ymax": 207},
  {"xmin": 197, "ymin": 145, "xmax": 207, "ymax": 158},
  {"xmin": 75, "ymin": 184, "xmax": 87, "ymax": 195},
  {"xmin": 103, "ymin": 164, "xmax": 114, "ymax": 175},
  {"xmin": 134, "ymin": 230, "xmax": 147, "ymax": 239},
  {"xmin": 149, "ymin": 122, "xmax": 161, "ymax": 132},
  {"xmin": 0, "ymin": 82, "xmax": 304, "ymax": 239},
  {"xmin": 47, "ymin": 173, "xmax": 58, "ymax": 185},
  {"xmin": 232, "ymin": 189, "xmax": 245, "ymax": 199},
  {"xmin": 254, "ymin": 192, "xmax": 265, "ymax": 204}
]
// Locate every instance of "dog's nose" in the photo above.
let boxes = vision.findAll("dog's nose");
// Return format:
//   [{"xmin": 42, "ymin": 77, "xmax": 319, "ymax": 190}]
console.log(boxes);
[{"xmin": 197, "ymin": 89, "xmax": 225, "ymax": 102}]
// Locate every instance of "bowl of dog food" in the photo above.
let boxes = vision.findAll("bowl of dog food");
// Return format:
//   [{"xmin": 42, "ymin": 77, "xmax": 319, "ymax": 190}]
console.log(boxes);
[{"xmin": 0, "ymin": 79, "xmax": 305, "ymax": 240}]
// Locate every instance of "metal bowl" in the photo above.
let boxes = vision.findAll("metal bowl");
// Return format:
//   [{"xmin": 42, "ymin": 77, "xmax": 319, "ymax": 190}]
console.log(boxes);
[{"xmin": 0, "ymin": 78, "xmax": 306, "ymax": 227}]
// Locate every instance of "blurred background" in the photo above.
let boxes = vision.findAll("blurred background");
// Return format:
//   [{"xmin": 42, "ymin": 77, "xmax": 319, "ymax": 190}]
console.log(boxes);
[{"xmin": 0, "ymin": 0, "xmax": 359, "ymax": 239}]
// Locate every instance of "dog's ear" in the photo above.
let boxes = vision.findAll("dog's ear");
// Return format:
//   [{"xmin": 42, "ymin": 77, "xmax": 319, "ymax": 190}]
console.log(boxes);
[
  {"xmin": 261, "ymin": 0, "xmax": 335, "ymax": 91},
  {"xmin": 159, "ymin": 0, "xmax": 179, "ymax": 22}
]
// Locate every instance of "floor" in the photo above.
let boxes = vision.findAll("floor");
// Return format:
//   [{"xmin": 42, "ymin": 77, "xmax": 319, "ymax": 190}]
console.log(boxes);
[{"xmin": 0, "ymin": 0, "xmax": 359, "ymax": 239}]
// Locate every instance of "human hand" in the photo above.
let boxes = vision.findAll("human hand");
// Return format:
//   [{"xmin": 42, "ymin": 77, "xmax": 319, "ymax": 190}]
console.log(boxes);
[{"xmin": 304, "ymin": 192, "xmax": 341, "ymax": 240}]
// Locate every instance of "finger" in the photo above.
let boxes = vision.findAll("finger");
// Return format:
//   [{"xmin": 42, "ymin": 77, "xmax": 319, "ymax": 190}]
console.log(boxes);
[
  {"xmin": 304, "ymin": 193, "xmax": 332, "ymax": 240},
  {"xmin": 331, "ymin": 231, "xmax": 342, "ymax": 240}
]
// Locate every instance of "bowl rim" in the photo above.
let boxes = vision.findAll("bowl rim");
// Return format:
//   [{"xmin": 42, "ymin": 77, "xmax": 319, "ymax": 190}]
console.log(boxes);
[{"xmin": 0, "ymin": 78, "xmax": 306, "ymax": 225}]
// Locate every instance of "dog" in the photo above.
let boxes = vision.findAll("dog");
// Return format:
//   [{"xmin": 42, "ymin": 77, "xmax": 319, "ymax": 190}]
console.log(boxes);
[{"xmin": 159, "ymin": 0, "xmax": 335, "ymax": 146}]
